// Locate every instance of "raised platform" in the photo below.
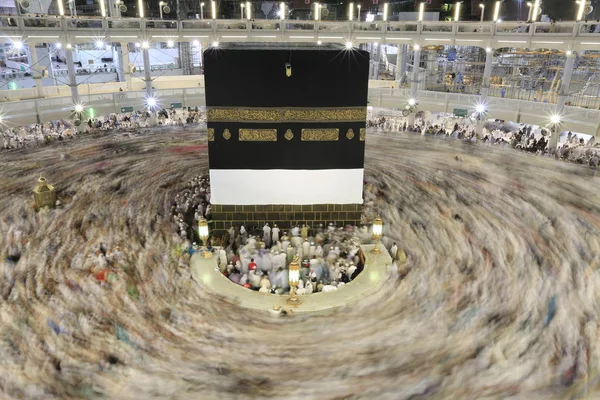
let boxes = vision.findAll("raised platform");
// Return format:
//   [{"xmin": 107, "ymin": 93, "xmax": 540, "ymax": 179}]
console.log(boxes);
[{"xmin": 190, "ymin": 243, "xmax": 393, "ymax": 314}]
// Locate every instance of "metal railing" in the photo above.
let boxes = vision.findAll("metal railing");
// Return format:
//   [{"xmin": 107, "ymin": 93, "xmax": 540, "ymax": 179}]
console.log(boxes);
[{"xmin": 0, "ymin": 16, "xmax": 593, "ymax": 40}]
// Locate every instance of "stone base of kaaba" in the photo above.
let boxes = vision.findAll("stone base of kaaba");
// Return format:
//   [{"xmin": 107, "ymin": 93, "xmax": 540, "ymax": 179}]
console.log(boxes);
[{"xmin": 211, "ymin": 204, "xmax": 363, "ymax": 236}]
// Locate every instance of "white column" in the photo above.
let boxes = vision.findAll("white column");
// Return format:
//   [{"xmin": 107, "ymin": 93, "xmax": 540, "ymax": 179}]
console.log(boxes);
[
  {"xmin": 28, "ymin": 44, "xmax": 44, "ymax": 98},
  {"xmin": 373, "ymin": 44, "xmax": 380, "ymax": 80},
  {"xmin": 549, "ymin": 52, "xmax": 576, "ymax": 151},
  {"xmin": 409, "ymin": 47, "xmax": 421, "ymax": 127},
  {"xmin": 118, "ymin": 42, "xmax": 132, "ymax": 90},
  {"xmin": 556, "ymin": 53, "xmax": 576, "ymax": 115},
  {"xmin": 368, "ymin": 44, "xmax": 374, "ymax": 79},
  {"xmin": 395, "ymin": 44, "xmax": 407, "ymax": 82},
  {"xmin": 65, "ymin": 47, "xmax": 84, "ymax": 133},
  {"xmin": 477, "ymin": 48, "xmax": 494, "ymax": 136},
  {"xmin": 142, "ymin": 46, "xmax": 157, "ymax": 126},
  {"xmin": 480, "ymin": 48, "xmax": 493, "ymax": 101}
]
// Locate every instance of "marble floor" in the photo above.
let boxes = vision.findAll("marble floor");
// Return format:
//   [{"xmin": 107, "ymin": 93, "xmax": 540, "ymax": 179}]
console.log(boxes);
[
  {"xmin": 190, "ymin": 244, "xmax": 393, "ymax": 314},
  {"xmin": 0, "ymin": 126, "xmax": 599, "ymax": 399}
]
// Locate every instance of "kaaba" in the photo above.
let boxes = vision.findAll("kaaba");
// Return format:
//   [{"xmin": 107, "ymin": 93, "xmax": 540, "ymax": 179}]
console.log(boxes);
[{"xmin": 204, "ymin": 43, "xmax": 369, "ymax": 234}]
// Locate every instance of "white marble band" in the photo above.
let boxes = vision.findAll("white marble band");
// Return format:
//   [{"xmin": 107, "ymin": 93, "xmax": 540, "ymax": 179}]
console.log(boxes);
[{"xmin": 209, "ymin": 168, "xmax": 364, "ymax": 205}]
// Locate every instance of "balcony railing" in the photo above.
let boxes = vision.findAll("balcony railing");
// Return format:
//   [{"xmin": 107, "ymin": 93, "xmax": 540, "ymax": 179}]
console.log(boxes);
[{"xmin": 0, "ymin": 16, "xmax": 590, "ymax": 40}]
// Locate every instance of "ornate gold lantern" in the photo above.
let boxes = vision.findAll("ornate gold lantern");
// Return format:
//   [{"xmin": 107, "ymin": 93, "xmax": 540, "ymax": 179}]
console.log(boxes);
[
  {"xmin": 372, "ymin": 216, "xmax": 383, "ymax": 254},
  {"xmin": 198, "ymin": 217, "xmax": 212, "ymax": 258},
  {"xmin": 287, "ymin": 255, "xmax": 301, "ymax": 305},
  {"xmin": 33, "ymin": 176, "xmax": 56, "ymax": 210}
]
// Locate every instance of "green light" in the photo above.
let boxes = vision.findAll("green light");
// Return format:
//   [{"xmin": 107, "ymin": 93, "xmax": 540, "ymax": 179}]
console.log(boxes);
[
  {"xmin": 8, "ymin": 81, "xmax": 17, "ymax": 90},
  {"xmin": 89, "ymin": 108, "xmax": 95, "ymax": 119}
]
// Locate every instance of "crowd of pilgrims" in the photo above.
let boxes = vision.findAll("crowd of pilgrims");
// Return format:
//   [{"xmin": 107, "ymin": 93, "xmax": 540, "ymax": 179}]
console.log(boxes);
[
  {"xmin": 3, "ymin": 107, "xmax": 598, "ymax": 168},
  {"xmin": 367, "ymin": 113, "xmax": 600, "ymax": 168},
  {"xmin": 170, "ymin": 175, "xmax": 390, "ymax": 296},
  {"xmin": 1, "ymin": 107, "xmax": 206, "ymax": 151}
]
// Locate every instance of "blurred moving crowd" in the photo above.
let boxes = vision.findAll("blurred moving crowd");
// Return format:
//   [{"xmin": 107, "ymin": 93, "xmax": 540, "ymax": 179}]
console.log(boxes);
[{"xmin": 367, "ymin": 113, "xmax": 600, "ymax": 168}]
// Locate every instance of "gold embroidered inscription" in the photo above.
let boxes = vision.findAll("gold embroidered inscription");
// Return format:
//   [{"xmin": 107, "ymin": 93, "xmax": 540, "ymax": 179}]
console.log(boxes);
[
  {"xmin": 284, "ymin": 129, "xmax": 294, "ymax": 140},
  {"xmin": 301, "ymin": 129, "xmax": 339, "ymax": 141},
  {"xmin": 360, "ymin": 128, "xmax": 366, "ymax": 141},
  {"xmin": 239, "ymin": 129, "xmax": 278, "ymax": 141},
  {"xmin": 346, "ymin": 129, "xmax": 355, "ymax": 140},
  {"xmin": 207, "ymin": 107, "xmax": 367, "ymax": 123},
  {"xmin": 223, "ymin": 129, "xmax": 231, "ymax": 140},
  {"xmin": 208, "ymin": 128, "xmax": 214, "ymax": 141}
]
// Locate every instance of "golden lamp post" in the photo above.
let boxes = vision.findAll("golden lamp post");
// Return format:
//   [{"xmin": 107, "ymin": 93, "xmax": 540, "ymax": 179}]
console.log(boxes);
[
  {"xmin": 287, "ymin": 255, "xmax": 301, "ymax": 305},
  {"xmin": 33, "ymin": 176, "xmax": 56, "ymax": 210},
  {"xmin": 197, "ymin": 217, "xmax": 213, "ymax": 259},
  {"xmin": 372, "ymin": 216, "xmax": 383, "ymax": 254}
]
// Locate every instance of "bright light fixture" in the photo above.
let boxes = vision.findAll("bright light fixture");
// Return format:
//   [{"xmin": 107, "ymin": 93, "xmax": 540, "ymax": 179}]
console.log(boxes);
[
  {"xmin": 493, "ymin": 0, "xmax": 501, "ymax": 22},
  {"xmin": 167, "ymin": 40, "xmax": 175, "ymax": 47},
  {"xmin": 146, "ymin": 97, "xmax": 157, "ymax": 108},
  {"xmin": 135, "ymin": 42, "xmax": 141, "ymax": 47},
  {"xmin": 408, "ymin": 98, "xmax": 416, "ymax": 106},
  {"xmin": 486, "ymin": 47, "xmax": 492, "ymax": 53},
  {"xmin": 142, "ymin": 41, "xmax": 150, "ymax": 49},
  {"xmin": 475, "ymin": 104, "xmax": 485, "ymax": 113},
  {"xmin": 550, "ymin": 114, "xmax": 560, "ymax": 124},
  {"xmin": 56, "ymin": 43, "xmax": 62, "ymax": 49},
  {"xmin": 317, "ymin": 40, "xmax": 322, "ymax": 45},
  {"xmin": 532, "ymin": 0, "xmax": 540, "ymax": 22},
  {"xmin": 211, "ymin": 41, "xmax": 219, "ymax": 47},
  {"xmin": 95, "ymin": 40, "xmax": 105, "ymax": 49},
  {"xmin": 414, "ymin": 44, "xmax": 420, "ymax": 50},
  {"xmin": 66, "ymin": 43, "xmax": 72, "ymax": 49},
  {"xmin": 454, "ymin": 1, "xmax": 461, "ymax": 22},
  {"xmin": 418, "ymin": 2, "xmax": 425, "ymax": 21},
  {"xmin": 75, "ymin": 104, "xmax": 84, "ymax": 112},
  {"xmin": 577, "ymin": 0, "xmax": 585, "ymax": 21},
  {"xmin": 345, "ymin": 41, "xmax": 353, "ymax": 49},
  {"xmin": 12, "ymin": 40, "xmax": 23, "ymax": 50},
  {"xmin": 566, "ymin": 50, "xmax": 572, "ymax": 56}
]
